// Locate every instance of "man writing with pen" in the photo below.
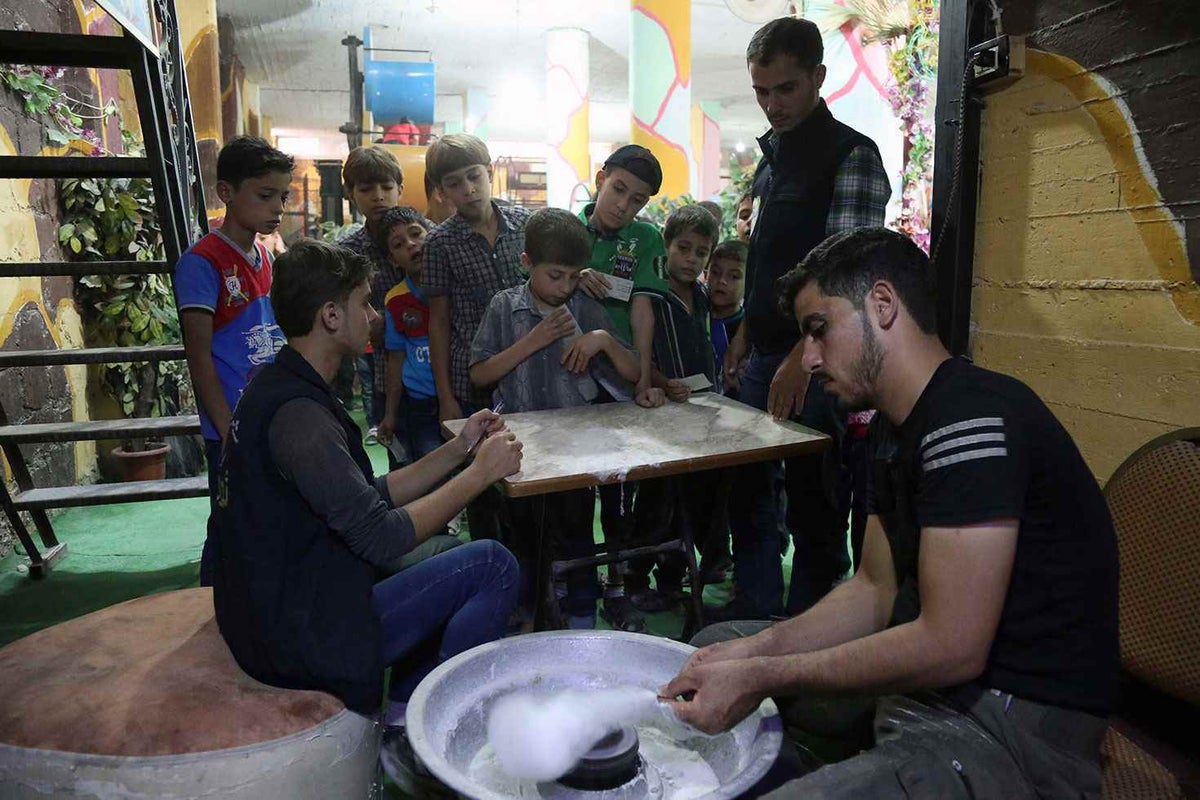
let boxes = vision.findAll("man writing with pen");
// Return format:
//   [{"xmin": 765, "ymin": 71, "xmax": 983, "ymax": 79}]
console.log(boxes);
[
  {"xmin": 212, "ymin": 238, "xmax": 525, "ymax": 745},
  {"xmin": 470, "ymin": 208, "xmax": 643, "ymax": 630}
]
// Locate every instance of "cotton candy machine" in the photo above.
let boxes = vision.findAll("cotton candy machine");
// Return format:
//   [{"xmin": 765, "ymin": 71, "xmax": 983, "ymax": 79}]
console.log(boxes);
[{"xmin": 406, "ymin": 631, "xmax": 782, "ymax": 800}]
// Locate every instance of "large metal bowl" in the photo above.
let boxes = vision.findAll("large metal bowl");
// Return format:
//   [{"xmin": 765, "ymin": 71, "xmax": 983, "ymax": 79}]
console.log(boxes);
[{"xmin": 407, "ymin": 631, "xmax": 782, "ymax": 799}]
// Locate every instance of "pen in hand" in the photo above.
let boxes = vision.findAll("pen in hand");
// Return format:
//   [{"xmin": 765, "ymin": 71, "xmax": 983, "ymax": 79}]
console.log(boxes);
[{"xmin": 467, "ymin": 400, "xmax": 505, "ymax": 455}]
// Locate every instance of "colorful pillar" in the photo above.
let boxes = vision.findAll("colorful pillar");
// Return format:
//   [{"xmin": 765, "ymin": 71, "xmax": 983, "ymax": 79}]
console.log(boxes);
[
  {"xmin": 691, "ymin": 101, "xmax": 722, "ymax": 200},
  {"xmin": 629, "ymin": 0, "xmax": 692, "ymax": 198},
  {"xmin": 546, "ymin": 28, "xmax": 591, "ymax": 211},
  {"xmin": 465, "ymin": 87, "xmax": 490, "ymax": 140}
]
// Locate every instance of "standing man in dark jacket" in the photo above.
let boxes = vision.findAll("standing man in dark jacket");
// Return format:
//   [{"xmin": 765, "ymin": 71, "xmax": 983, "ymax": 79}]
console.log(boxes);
[
  {"xmin": 213, "ymin": 239, "xmax": 523, "ymax": 721},
  {"xmin": 711, "ymin": 17, "xmax": 891, "ymax": 621}
]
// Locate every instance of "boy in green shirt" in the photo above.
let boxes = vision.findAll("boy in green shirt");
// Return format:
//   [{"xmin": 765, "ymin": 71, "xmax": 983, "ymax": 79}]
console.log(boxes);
[{"xmin": 575, "ymin": 144, "xmax": 672, "ymax": 631}]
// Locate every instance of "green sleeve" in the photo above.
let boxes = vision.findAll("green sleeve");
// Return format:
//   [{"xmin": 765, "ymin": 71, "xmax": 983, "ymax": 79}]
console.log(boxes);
[{"xmin": 632, "ymin": 226, "xmax": 669, "ymax": 292}]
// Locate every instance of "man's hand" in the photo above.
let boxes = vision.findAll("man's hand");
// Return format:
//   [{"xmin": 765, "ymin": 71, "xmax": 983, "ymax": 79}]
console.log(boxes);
[
  {"xmin": 636, "ymin": 385, "xmax": 665, "ymax": 408},
  {"xmin": 664, "ymin": 379, "xmax": 690, "ymax": 403},
  {"xmin": 377, "ymin": 412, "xmax": 396, "ymax": 446},
  {"xmin": 660, "ymin": 659, "xmax": 767, "ymax": 735},
  {"xmin": 767, "ymin": 348, "xmax": 810, "ymax": 420},
  {"xmin": 528, "ymin": 308, "xmax": 577, "ymax": 352},
  {"xmin": 438, "ymin": 396, "xmax": 464, "ymax": 424},
  {"xmin": 561, "ymin": 330, "xmax": 608, "ymax": 374},
  {"xmin": 457, "ymin": 408, "xmax": 505, "ymax": 454},
  {"xmin": 578, "ymin": 269, "xmax": 611, "ymax": 300},
  {"xmin": 680, "ymin": 635, "xmax": 765, "ymax": 673},
  {"xmin": 471, "ymin": 430, "xmax": 523, "ymax": 483}
]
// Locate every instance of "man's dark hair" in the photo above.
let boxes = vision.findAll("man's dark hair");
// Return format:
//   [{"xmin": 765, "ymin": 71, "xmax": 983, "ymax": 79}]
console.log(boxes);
[
  {"xmin": 776, "ymin": 227, "xmax": 938, "ymax": 334},
  {"xmin": 711, "ymin": 239, "xmax": 749, "ymax": 265},
  {"xmin": 373, "ymin": 205, "xmax": 431, "ymax": 251},
  {"xmin": 746, "ymin": 17, "xmax": 823, "ymax": 69},
  {"xmin": 664, "ymin": 204, "xmax": 719, "ymax": 247},
  {"xmin": 271, "ymin": 239, "xmax": 374, "ymax": 338},
  {"xmin": 524, "ymin": 208, "xmax": 592, "ymax": 268},
  {"xmin": 216, "ymin": 135, "xmax": 294, "ymax": 187}
]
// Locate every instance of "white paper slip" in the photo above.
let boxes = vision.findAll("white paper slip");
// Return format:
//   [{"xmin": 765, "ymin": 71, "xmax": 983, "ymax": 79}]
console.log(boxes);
[
  {"xmin": 606, "ymin": 276, "xmax": 634, "ymax": 302},
  {"xmin": 386, "ymin": 436, "xmax": 410, "ymax": 465},
  {"xmin": 680, "ymin": 373, "xmax": 713, "ymax": 392}
]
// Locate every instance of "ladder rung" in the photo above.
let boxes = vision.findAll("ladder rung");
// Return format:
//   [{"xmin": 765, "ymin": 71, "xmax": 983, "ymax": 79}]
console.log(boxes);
[
  {"xmin": 12, "ymin": 477, "xmax": 209, "ymax": 511},
  {"xmin": 0, "ymin": 416, "xmax": 200, "ymax": 444},
  {"xmin": 0, "ymin": 30, "xmax": 136, "ymax": 70},
  {"xmin": 0, "ymin": 261, "xmax": 171, "ymax": 278},
  {"xmin": 0, "ymin": 345, "xmax": 185, "ymax": 368},
  {"xmin": 0, "ymin": 156, "xmax": 151, "ymax": 180}
]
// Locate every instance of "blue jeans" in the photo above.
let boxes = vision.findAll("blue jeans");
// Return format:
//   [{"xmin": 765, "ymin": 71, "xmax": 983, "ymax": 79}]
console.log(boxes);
[
  {"xmin": 399, "ymin": 395, "xmax": 444, "ymax": 463},
  {"xmin": 373, "ymin": 539, "xmax": 518, "ymax": 701},
  {"xmin": 356, "ymin": 353, "xmax": 382, "ymax": 428},
  {"xmin": 729, "ymin": 349, "xmax": 849, "ymax": 617}
]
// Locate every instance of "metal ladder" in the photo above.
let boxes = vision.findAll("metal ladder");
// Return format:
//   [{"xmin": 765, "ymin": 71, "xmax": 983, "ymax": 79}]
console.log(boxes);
[{"xmin": 0, "ymin": 13, "xmax": 208, "ymax": 578}]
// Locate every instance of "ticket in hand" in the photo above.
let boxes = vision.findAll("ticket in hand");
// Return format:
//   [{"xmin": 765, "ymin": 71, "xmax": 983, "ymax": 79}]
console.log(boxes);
[
  {"xmin": 606, "ymin": 276, "xmax": 634, "ymax": 302},
  {"xmin": 679, "ymin": 373, "xmax": 713, "ymax": 392}
]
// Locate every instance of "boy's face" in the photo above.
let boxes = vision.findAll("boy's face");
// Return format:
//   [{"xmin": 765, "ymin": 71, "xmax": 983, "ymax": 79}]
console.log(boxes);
[
  {"xmin": 351, "ymin": 180, "xmax": 400, "ymax": 226},
  {"xmin": 706, "ymin": 256, "xmax": 746, "ymax": 310},
  {"xmin": 439, "ymin": 163, "xmax": 493, "ymax": 222},
  {"xmin": 592, "ymin": 167, "xmax": 653, "ymax": 233},
  {"xmin": 735, "ymin": 197, "xmax": 753, "ymax": 242},
  {"xmin": 665, "ymin": 229, "xmax": 714, "ymax": 288},
  {"xmin": 219, "ymin": 171, "xmax": 292, "ymax": 235},
  {"xmin": 386, "ymin": 221, "xmax": 428, "ymax": 277},
  {"xmin": 525, "ymin": 257, "xmax": 583, "ymax": 308},
  {"xmin": 336, "ymin": 280, "xmax": 379, "ymax": 356}
]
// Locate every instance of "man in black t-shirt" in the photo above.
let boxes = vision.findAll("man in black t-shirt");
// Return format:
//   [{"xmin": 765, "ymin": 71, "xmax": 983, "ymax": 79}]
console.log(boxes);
[{"xmin": 662, "ymin": 228, "xmax": 1118, "ymax": 799}]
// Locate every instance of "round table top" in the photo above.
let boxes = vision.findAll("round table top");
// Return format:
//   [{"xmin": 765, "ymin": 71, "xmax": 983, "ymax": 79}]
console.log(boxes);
[{"xmin": 0, "ymin": 587, "xmax": 349, "ymax": 756}]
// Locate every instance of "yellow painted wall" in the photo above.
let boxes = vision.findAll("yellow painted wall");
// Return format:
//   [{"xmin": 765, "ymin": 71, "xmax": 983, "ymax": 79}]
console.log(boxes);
[
  {"xmin": 0, "ymin": 56, "xmax": 95, "ymax": 488},
  {"xmin": 972, "ymin": 50, "xmax": 1200, "ymax": 483}
]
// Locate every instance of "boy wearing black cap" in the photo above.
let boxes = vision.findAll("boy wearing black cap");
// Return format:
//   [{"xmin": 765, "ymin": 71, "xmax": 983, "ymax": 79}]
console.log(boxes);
[{"xmin": 575, "ymin": 144, "xmax": 671, "ymax": 631}]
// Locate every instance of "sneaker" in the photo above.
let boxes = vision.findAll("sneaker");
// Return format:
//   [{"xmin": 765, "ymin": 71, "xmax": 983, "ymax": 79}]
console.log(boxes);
[
  {"xmin": 629, "ymin": 586, "xmax": 680, "ymax": 613},
  {"xmin": 365, "ymin": 426, "xmax": 379, "ymax": 445},
  {"xmin": 599, "ymin": 594, "xmax": 646, "ymax": 632},
  {"xmin": 702, "ymin": 595, "xmax": 775, "ymax": 625}
]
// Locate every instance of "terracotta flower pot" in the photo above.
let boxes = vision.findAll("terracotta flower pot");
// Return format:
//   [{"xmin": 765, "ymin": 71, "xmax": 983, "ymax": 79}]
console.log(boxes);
[{"xmin": 111, "ymin": 441, "xmax": 170, "ymax": 482}]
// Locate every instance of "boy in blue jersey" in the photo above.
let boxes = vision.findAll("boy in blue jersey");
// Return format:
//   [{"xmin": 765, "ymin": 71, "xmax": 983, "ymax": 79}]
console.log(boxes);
[
  {"xmin": 706, "ymin": 240, "xmax": 747, "ymax": 399},
  {"xmin": 375, "ymin": 207, "xmax": 439, "ymax": 467},
  {"xmin": 176, "ymin": 135, "xmax": 292, "ymax": 585}
]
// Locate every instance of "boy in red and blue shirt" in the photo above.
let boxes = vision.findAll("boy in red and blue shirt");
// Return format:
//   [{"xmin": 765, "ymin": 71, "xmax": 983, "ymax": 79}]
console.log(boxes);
[{"xmin": 176, "ymin": 135, "xmax": 293, "ymax": 585}]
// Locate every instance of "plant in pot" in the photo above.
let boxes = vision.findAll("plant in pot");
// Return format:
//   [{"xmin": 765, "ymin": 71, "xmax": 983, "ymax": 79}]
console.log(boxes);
[{"xmin": 60, "ymin": 169, "xmax": 194, "ymax": 482}]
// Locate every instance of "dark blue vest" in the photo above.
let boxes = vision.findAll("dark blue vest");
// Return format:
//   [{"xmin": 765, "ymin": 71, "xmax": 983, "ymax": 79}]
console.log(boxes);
[
  {"xmin": 213, "ymin": 345, "xmax": 384, "ymax": 714},
  {"xmin": 745, "ymin": 100, "xmax": 881, "ymax": 354}
]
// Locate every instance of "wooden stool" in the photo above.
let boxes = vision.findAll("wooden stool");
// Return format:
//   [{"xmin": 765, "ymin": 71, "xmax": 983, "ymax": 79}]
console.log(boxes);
[{"xmin": 0, "ymin": 587, "xmax": 378, "ymax": 798}]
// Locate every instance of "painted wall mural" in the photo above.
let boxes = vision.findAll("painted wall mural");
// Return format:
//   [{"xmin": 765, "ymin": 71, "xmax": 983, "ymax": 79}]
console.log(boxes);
[{"xmin": 971, "ymin": 0, "xmax": 1199, "ymax": 482}]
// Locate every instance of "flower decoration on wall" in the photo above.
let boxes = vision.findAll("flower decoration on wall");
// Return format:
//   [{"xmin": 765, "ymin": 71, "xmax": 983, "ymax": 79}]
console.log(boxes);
[{"xmin": 815, "ymin": 0, "xmax": 939, "ymax": 251}]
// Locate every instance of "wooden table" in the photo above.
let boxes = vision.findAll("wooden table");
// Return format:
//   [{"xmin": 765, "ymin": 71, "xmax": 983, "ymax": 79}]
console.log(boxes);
[
  {"xmin": 442, "ymin": 392, "xmax": 830, "ymax": 497},
  {"xmin": 443, "ymin": 393, "xmax": 830, "ymax": 633}
]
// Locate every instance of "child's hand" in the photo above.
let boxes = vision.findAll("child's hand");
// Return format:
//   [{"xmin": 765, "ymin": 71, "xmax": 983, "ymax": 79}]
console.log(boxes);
[
  {"xmin": 664, "ymin": 379, "xmax": 691, "ymax": 403},
  {"xmin": 578, "ymin": 269, "xmax": 611, "ymax": 300},
  {"xmin": 528, "ymin": 307, "xmax": 576, "ymax": 351},
  {"xmin": 377, "ymin": 412, "xmax": 396, "ymax": 445},
  {"xmin": 561, "ymin": 330, "xmax": 607, "ymax": 374},
  {"xmin": 636, "ymin": 386, "xmax": 666, "ymax": 408}
]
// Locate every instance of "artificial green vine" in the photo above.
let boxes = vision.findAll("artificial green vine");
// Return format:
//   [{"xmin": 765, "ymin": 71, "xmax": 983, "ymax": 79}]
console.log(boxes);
[{"xmin": 1, "ymin": 62, "xmax": 193, "ymax": 439}]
